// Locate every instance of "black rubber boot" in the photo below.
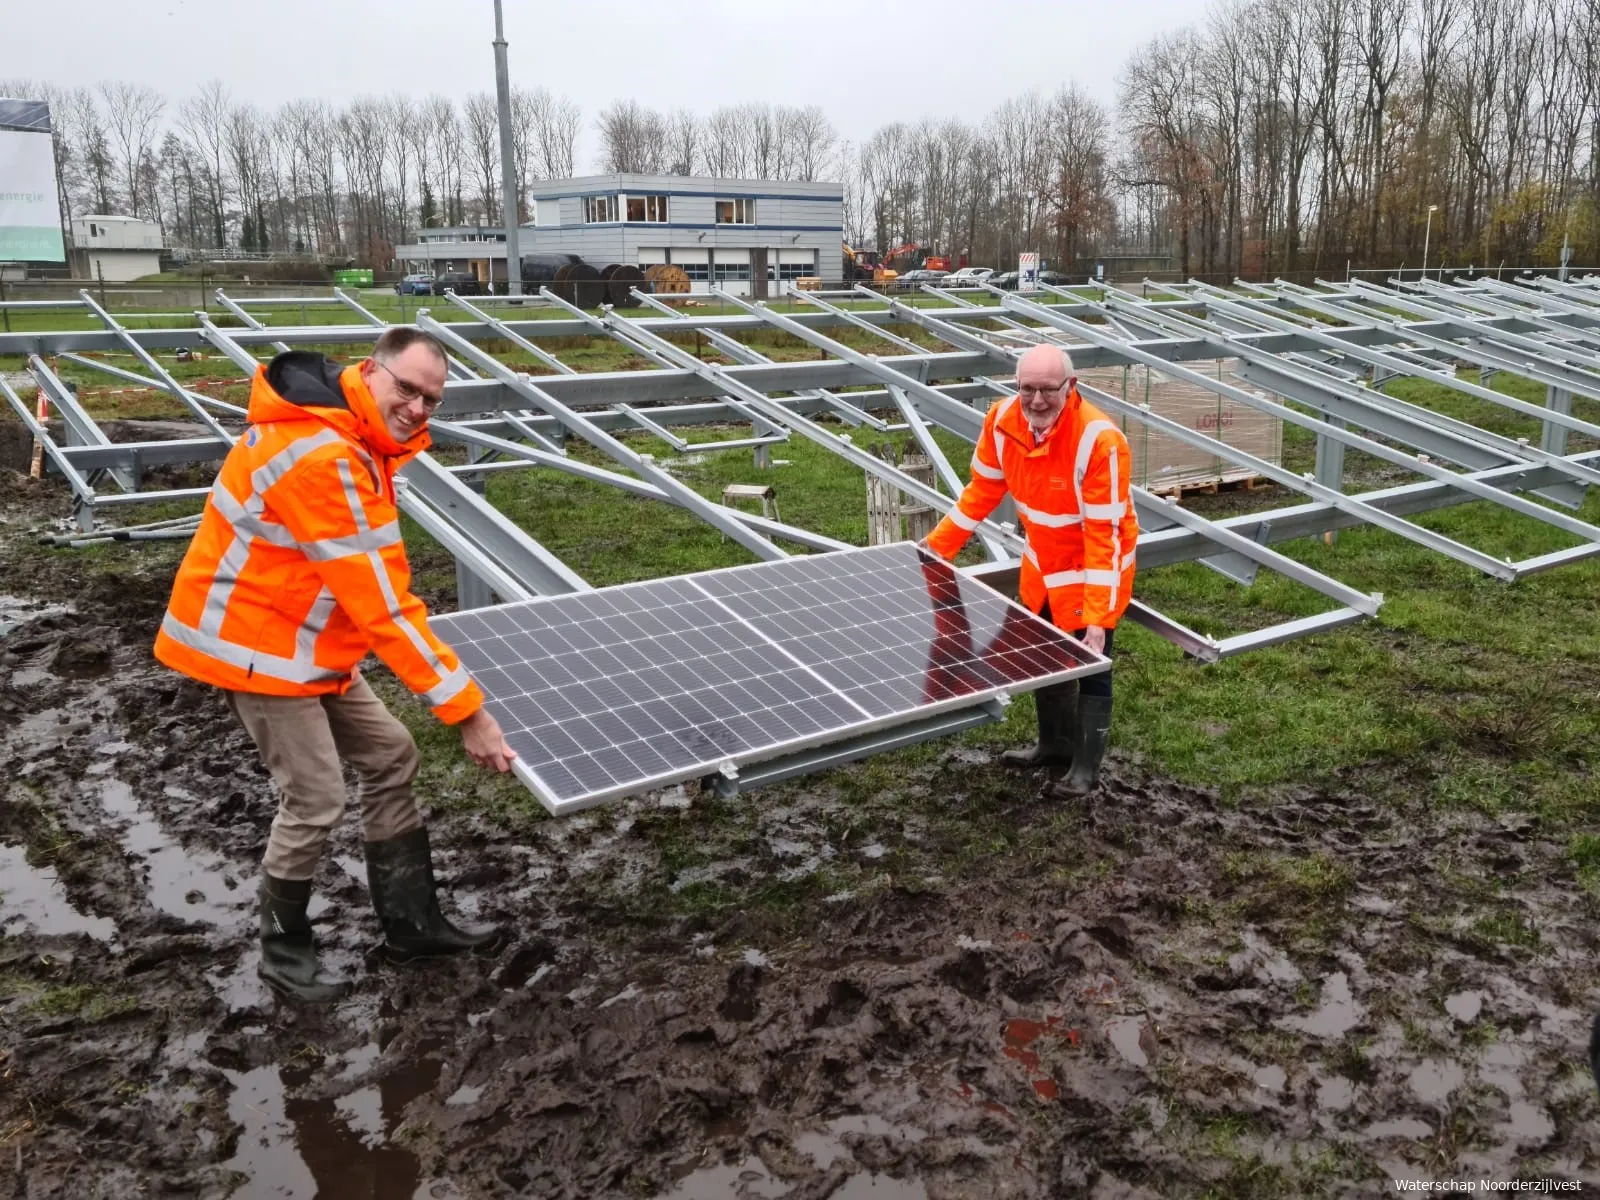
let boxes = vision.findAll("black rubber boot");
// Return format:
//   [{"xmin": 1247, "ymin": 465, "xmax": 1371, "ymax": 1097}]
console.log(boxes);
[
  {"xmin": 365, "ymin": 827, "xmax": 502, "ymax": 963},
  {"xmin": 1000, "ymin": 681, "xmax": 1077, "ymax": 768},
  {"xmin": 259, "ymin": 875, "xmax": 351, "ymax": 1003},
  {"xmin": 1045, "ymin": 694, "xmax": 1113, "ymax": 799}
]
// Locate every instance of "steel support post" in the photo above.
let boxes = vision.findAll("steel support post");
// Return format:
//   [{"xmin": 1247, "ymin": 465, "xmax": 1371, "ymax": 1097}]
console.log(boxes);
[
  {"xmin": 1543, "ymin": 386, "xmax": 1574, "ymax": 456},
  {"xmin": 26, "ymin": 354, "xmax": 134, "ymax": 497}
]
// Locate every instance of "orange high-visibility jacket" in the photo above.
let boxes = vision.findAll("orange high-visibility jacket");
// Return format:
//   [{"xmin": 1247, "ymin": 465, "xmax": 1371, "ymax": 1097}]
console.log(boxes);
[
  {"xmin": 924, "ymin": 387, "xmax": 1139, "ymax": 630},
  {"xmin": 154, "ymin": 352, "xmax": 483, "ymax": 724}
]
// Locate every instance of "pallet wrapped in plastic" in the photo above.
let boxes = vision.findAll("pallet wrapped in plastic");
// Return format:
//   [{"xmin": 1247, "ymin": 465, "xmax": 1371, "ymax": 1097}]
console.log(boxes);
[{"xmin": 1074, "ymin": 359, "xmax": 1282, "ymax": 494}]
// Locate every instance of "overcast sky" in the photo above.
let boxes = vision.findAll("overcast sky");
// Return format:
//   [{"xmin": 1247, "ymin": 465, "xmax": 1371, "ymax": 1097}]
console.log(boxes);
[{"xmin": 17, "ymin": 0, "xmax": 1202, "ymax": 172}]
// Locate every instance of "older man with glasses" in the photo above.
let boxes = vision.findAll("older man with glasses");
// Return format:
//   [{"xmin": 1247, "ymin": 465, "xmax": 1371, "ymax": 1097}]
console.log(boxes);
[
  {"xmin": 155, "ymin": 326, "xmax": 515, "ymax": 1002},
  {"xmin": 922, "ymin": 343, "xmax": 1139, "ymax": 800}
]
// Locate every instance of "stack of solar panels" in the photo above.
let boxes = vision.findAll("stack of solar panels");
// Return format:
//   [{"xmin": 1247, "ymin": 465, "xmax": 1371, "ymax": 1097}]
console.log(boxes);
[{"xmin": 432, "ymin": 544, "xmax": 1108, "ymax": 813}]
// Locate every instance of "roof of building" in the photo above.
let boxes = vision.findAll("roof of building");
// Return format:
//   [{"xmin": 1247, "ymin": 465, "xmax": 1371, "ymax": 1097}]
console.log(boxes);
[{"xmin": 523, "ymin": 173, "xmax": 841, "ymax": 200}]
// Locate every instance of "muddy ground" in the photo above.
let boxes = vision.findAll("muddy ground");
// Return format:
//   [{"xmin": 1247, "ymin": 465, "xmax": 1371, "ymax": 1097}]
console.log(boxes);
[{"xmin": 1, "ymin": 462, "xmax": 1597, "ymax": 1199}]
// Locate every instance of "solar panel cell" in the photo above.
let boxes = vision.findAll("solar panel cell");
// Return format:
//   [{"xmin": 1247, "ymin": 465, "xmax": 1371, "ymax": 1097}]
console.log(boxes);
[{"xmin": 431, "ymin": 543, "xmax": 1108, "ymax": 813}]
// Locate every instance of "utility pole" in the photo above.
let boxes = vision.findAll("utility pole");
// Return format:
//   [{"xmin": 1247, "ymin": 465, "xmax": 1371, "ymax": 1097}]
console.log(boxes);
[{"xmin": 493, "ymin": 0, "xmax": 522, "ymax": 296}]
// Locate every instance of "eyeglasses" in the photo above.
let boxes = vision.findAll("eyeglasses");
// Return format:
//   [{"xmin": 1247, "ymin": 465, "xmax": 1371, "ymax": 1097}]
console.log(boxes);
[
  {"xmin": 373, "ymin": 358, "xmax": 444, "ymax": 413},
  {"xmin": 1017, "ymin": 379, "xmax": 1069, "ymax": 398}
]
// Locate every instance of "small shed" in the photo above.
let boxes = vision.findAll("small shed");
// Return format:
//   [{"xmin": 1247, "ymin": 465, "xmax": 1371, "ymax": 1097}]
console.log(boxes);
[{"xmin": 71, "ymin": 215, "xmax": 164, "ymax": 282}]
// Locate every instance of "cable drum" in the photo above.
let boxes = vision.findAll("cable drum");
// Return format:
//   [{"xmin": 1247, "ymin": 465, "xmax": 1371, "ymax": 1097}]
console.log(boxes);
[
  {"xmin": 567, "ymin": 262, "xmax": 605, "ymax": 309},
  {"xmin": 607, "ymin": 264, "xmax": 646, "ymax": 308},
  {"xmin": 644, "ymin": 264, "xmax": 690, "ymax": 295}
]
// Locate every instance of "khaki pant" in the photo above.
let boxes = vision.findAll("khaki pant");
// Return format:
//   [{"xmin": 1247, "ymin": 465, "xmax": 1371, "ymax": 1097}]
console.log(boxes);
[{"xmin": 224, "ymin": 673, "xmax": 422, "ymax": 880}]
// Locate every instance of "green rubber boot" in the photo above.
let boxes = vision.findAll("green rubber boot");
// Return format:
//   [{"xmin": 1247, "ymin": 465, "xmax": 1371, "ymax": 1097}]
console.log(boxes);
[
  {"xmin": 365, "ymin": 828, "xmax": 503, "ymax": 964},
  {"xmin": 1045, "ymin": 694, "xmax": 1113, "ymax": 799},
  {"xmin": 259, "ymin": 875, "xmax": 350, "ymax": 1003},
  {"xmin": 1000, "ymin": 680, "xmax": 1077, "ymax": 769}
]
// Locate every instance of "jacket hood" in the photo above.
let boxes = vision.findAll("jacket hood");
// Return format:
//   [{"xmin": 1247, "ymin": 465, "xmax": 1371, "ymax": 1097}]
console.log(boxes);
[{"xmin": 246, "ymin": 350, "xmax": 430, "ymax": 462}]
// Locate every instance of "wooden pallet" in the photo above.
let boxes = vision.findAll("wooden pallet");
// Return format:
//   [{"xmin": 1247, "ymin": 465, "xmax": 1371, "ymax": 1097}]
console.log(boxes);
[{"xmin": 1145, "ymin": 474, "xmax": 1269, "ymax": 500}]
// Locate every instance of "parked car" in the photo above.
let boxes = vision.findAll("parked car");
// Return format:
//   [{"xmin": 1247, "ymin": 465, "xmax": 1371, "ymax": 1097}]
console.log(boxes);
[
  {"xmin": 987, "ymin": 269, "xmax": 1071, "ymax": 291},
  {"xmin": 894, "ymin": 269, "xmax": 950, "ymax": 288},
  {"xmin": 435, "ymin": 271, "xmax": 482, "ymax": 296},
  {"xmin": 944, "ymin": 266, "xmax": 995, "ymax": 287},
  {"xmin": 397, "ymin": 273, "xmax": 434, "ymax": 296}
]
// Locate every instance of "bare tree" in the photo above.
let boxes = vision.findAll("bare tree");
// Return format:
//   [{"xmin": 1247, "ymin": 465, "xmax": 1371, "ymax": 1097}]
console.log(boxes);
[
  {"xmin": 99, "ymin": 82, "xmax": 165, "ymax": 218},
  {"xmin": 463, "ymin": 92, "xmax": 500, "ymax": 223},
  {"xmin": 178, "ymin": 80, "xmax": 233, "ymax": 247},
  {"xmin": 666, "ymin": 108, "xmax": 700, "ymax": 175},
  {"xmin": 597, "ymin": 99, "xmax": 667, "ymax": 173}
]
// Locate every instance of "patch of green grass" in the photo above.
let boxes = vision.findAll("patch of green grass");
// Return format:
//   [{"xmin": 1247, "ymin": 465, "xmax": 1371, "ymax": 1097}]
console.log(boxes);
[
  {"xmin": 3, "ymin": 979, "xmax": 138, "ymax": 1023},
  {"xmin": 1221, "ymin": 851, "xmax": 1354, "ymax": 924},
  {"xmin": 1471, "ymin": 908, "xmax": 1540, "ymax": 949}
]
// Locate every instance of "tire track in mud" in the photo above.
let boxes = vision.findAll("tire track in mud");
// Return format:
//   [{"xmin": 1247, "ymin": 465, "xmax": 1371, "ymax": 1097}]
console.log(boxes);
[{"xmin": 0, "ymin": 528, "xmax": 1597, "ymax": 1197}]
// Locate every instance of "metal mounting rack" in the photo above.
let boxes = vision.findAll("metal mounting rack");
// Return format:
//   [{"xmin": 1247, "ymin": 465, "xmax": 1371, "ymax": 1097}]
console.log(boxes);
[{"xmin": 4, "ymin": 276, "xmax": 1596, "ymax": 794}]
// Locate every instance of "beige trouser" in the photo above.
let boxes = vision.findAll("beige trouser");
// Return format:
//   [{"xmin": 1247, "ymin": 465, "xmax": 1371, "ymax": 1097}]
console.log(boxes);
[{"xmin": 224, "ymin": 672, "xmax": 423, "ymax": 880}]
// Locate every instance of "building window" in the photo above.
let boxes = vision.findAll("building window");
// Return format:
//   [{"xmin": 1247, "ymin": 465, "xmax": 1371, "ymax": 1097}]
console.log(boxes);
[
  {"xmin": 715, "ymin": 198, "xmax": 756, "ymax": 225},
  {"xmin": 779, "ymin": 261, "xmax": 813, "ymax": 280},
  {"xmin": 584, "ymin": 195, "xmax": 619, "ymax": 223},
  {"xmin": 713, "ymin": 261, "xmax": 751, "ymax": 282},
  {"xmin": 625, "ymin": 194, "xmax": 668, "ymax": 223},
  {"xmin": 679, "ymin": 261, "xmax": 710, "ymax": 282}
]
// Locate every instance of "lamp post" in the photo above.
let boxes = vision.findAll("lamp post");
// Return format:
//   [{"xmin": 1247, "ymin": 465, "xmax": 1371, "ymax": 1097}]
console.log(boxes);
[
  {"xmin": 1421, "ymin": 204, "xmax": 1439, "ymax": 281},
  {"xmin": 492, "ymin": 0, "xmax": 522, "ymax": 296}
]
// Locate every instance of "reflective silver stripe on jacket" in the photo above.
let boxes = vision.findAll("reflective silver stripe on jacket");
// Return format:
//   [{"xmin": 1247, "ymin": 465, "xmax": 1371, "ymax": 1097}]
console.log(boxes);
[
  {"xmin": 333, "ymin": 459, "xmax": 473, "ymax": 710},
  {"xmin": 969, "ymin": 453, "xmax": 1004, "ymax": 481},
  {"xmin": 161, "ymin": 612, "xmax": 348, "ymax": 685},
  {"xmin": 1014, "ymin": 499, "xmax": 1082, "ymax": 528},
  {"xmin": 197, "ymin": 429, "xmax": 345, "ymax": 637}
]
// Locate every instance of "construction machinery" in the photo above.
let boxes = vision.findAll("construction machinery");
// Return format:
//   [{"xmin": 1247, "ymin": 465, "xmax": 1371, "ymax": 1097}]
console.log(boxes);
[{"xmin": 843, "ymin": 243, "xmax": 897, "ymax": 286}]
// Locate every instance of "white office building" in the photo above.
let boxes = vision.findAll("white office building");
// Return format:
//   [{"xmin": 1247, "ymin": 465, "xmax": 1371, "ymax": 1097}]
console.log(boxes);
[{"xmin": 398, "ymin": 175, "xmax": 842, "ymax": 297}]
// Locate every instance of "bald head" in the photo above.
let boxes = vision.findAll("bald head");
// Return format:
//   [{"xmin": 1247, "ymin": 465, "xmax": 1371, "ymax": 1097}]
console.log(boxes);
[
  {"xmin": 1014, "ymin": 344, "xmax": 1076, "ymax": 434},
  {"xmin": 1017, "ymin": 343, "xmax": 1074, "ymax": 381}
]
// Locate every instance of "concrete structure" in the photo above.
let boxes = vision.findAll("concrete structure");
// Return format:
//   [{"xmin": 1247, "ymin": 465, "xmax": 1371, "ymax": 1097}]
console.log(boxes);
[
  {"xmin": 70, "ymin": 215, "xmax": 163, "ymax": 281},
  {"xmin": 392, "ymin": 225, "xmax": 508, "ymax": 284}
]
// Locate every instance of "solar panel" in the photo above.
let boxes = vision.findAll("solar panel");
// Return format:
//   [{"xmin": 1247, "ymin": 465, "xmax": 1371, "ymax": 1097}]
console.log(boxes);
[{"xmin": 431, "ymin": 543, "xmax": 1108, "ymax": 813}]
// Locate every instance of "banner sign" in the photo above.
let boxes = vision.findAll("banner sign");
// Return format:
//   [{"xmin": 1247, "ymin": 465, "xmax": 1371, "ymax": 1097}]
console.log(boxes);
[{"xmin": 0, "ymin": 99, "xmax": 65, "ymax": 262}]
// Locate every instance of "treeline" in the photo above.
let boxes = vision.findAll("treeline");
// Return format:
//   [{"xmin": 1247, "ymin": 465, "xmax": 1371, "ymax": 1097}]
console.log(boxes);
[
  {"xmin": 9, "ymin": 0, "xmax": 1599, "ymax": 274},
  {"xmin": 1119, "ymin": 0, "xmax": 1600, "ymax": 275},
  {"xmin": 1, "ymin": 78, "xmax": 583, "ymax": 262},
  {"xmin": 842, "ymin": 0, "xmax": 1600, "ymax": 275}
]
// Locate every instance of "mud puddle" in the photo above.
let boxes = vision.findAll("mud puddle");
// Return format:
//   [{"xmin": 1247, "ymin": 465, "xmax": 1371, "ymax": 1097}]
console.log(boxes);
[
  {"xmin": 95, "ymin": 776, "xmax": 250, "ymax": 926},
  {"xmin": 0, "ymin": 841, "xmax": 117, "ymax": 940}
]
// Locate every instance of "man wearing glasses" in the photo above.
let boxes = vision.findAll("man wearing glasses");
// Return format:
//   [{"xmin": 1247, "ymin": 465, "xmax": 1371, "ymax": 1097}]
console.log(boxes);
[
  {"xmin": 156, "ymin": 327, "xmax": 514, "ymax": 1002},
  {"xmin": 923, "ymin": 343, "xmax": 1138, "ymax": 800}
]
